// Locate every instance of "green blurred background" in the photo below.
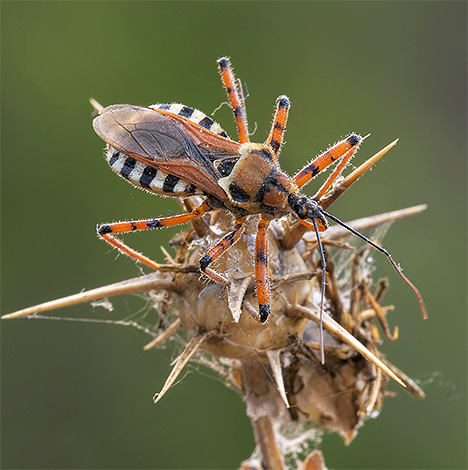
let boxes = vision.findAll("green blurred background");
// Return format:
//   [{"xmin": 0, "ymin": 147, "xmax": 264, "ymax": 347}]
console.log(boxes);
[{"xmin": 2, "ymin": 2, "xmax": 466, "ymax": 469}]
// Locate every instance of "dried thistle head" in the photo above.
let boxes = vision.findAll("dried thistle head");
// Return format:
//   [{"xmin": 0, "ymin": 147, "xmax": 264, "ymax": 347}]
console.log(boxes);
[
  {"xmin": 2, "ymin": 132, "xmax": 428, "ymax": 470},
  {"xmin": 142, "ymin": 202, "xmax": 426, "ymax": 469},
  {"xmin": 3, "ymin": 57, "xmax": 428, "ymax": 470},
  {"xmin": 2, "ymin": 203, "xmax": 426, "ymax": 470}
]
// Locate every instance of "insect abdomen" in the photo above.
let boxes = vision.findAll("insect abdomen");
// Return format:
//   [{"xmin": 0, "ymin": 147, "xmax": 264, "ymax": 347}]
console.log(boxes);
[
  {"xmin": 106, "ymin": 147, "xmax": 200, "ymax": 197},
  {"xmin": 150, "ymin": 103, "xmax": 231, "ymax": 139}
]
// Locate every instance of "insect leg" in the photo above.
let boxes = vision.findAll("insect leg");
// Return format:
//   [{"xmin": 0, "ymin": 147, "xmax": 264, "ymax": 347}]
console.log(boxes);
[
  {"xmin": 98, "ymin": 200, "xmax": 212, "ymax": 235},
  {"xmin": 199, "ymin": 217, "xmax": 246, "ymax": 273},
  {"xmin": 217, "ymin": 57, "xmax": 250, "ymax": 144},
  {"xmin": 313, "ymin": 137, "xmax": 364, "ymax": 201},
  {"xmin": 266, "ymin": 95, "xmax": 290, "ymax": 161},
  {"xmin": 319, "ymin": 139, "xmax": 399, "ymax": 210},
  {"xmin": 293, "ymin": 134, "xmax": 362, "ymax": 189},
  {"xmin": 99, "ymin": 233, "xmax": 163, "ymax": 270},
  {"xmin": 98, "ymin": 200, "xmax": 212, "ymax": 271},
  {"xmin": 255, "ymin": 218, "xmax": 271, "ymax": 323}
]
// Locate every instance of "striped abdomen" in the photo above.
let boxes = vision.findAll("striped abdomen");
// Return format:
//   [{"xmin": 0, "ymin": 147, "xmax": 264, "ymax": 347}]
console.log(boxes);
[
  {"xmin": 149, "ymin": 103, "xmax": 231, "ymax": 139},
  {"xmin": 106, "ymin": 146, "xmax": 202, "ymax": 197}
]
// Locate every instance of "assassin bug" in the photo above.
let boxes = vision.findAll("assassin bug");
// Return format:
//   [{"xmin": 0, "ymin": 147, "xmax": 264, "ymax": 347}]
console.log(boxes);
[{"xmin": 93, "ymin": 57, "xmax": 427, "ymax": 363}]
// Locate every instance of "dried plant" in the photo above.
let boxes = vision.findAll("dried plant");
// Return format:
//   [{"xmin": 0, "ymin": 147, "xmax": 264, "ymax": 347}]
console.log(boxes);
[
  {"xmin": 4, "ymin": 58, "xmax": 427, "ymax": 470},
  {"xmin": 3, "ymin": 202, "xmax": 426, "ymax": 469}
]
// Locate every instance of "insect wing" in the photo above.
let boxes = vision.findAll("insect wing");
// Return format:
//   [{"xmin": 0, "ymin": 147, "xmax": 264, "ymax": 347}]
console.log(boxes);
[{"xmin": 93, "ymin": 104, "xmax": 236, "ymax": 202}]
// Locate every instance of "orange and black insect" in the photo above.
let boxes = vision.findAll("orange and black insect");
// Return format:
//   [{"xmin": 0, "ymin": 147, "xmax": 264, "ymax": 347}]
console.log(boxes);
[{"xmin": 93, "ymin": 57, "xmax": 427, "ymax": 362}]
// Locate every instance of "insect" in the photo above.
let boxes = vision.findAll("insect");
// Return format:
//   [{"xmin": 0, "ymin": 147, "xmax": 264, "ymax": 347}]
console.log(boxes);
[{"xmin": 93, "ymin": 57, "xmax": 427, "ymax": 362}]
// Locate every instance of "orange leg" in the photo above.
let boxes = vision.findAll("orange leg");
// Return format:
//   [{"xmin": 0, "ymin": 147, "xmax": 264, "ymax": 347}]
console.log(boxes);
[
  {"xmin": 199, "ymin": 217, "xmax": 246, "ymax": 272},
  {"xmin": 312, "ymin": 143, "xmax": 360, "ymax": 201},
  {"xmin": 217, "ymin": 57, "xmax": 250, "ymax": 144},
  {"xmin": 255, "ymin": 218, "xmax": 271, "ymax": 323},
  {"xmin": 100, "ymin": 233, "xmax": 162, "ymax": 270},
  {"xmin": 266, "ymin": 95, "xmax": 290, "ymax": 160},
  {"xmin": 97, "ymin": 201, "xmax": 212, "ymax": 270},
  {"xmin": 293, "ymin": 134, "xmax": 362, "ymax": 189}
]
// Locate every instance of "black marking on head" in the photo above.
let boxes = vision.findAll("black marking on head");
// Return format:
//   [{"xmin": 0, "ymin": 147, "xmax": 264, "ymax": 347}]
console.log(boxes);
[
  {"xmin": 218, "ymin": 57, "xmax": 229, "ymax": 70},
  {"xmin": 288, "ymin": 193, "xmax": 307, "ymax": 219},
  {"xmin": 162, "ymin": 174, "xmax": 180, "ymax": 193},
  {"xmin": 147, "ymin": 219, "xmax": 162, "ymax": 229},
  {"xmin": 98, "ymin": 224, "xmax": 112, "ymax": 235},
  {"xmin": 109, "ymin": 151, "xmax": 120, "ymax": 166},
  {"xmin": 139, "ymin": 166, "xmax": 158, "ymax": 188},
  {"xmin": 347, "ymin": 134, "xmax": 361, "ymax": 146},
  {"xmin": 229, "ymin": 182, "xmax": 250, "ymax": 203},
  {"xmin": 199, "ymin": 254, "xmax": 212, "ymax": 271},
  {"xmin": 288, "ymin": 194, "xmax": 328, "ymax": 227},
  {"xmin": 120, "ymin": 157, "xmax": 136, "ymax": 179},
  {"xmin": 258, "ymin": 304, "xmax": 270, "ymax": 323},
  {"xmin": 287, "ymin": 193, "xmax": 298, "ymax": 207},
  {"xmin": 179, "ymin": 106, "xmax": 194, "ymax": 119},
  {"xmin": 199, "ymin": 116, "xmax": 215, "ymax": 130}
]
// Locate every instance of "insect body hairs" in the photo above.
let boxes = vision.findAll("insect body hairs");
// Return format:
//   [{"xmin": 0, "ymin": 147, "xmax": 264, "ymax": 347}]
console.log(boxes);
[{"xmin": 91, "ymin": 56, "xmax": 426, "ymax": 364}]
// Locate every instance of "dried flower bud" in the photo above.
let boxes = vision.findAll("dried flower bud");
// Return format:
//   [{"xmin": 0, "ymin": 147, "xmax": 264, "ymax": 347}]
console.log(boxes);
[{"xmin": 2, "ymin": 205, "xmax": 426, "ymax": 470}]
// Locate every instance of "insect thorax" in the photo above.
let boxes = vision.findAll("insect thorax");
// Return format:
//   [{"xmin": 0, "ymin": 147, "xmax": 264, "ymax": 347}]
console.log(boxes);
[
  {"xmin": 105, "ymin": 146, "xmax": 203, "ymax": 197},
  {"xmin": 218, "ymin": 143, "xmax": 294, "ymax": 217}
]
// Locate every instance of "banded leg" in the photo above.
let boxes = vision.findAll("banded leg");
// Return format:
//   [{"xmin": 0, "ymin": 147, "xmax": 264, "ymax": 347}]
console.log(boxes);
[
  {"xmin": 266, "ymin": 95, "xmax": 290, "ymax": 160},
  {"xmin": 312, "ymin": 138, "xmax": 362, "ymax": 201},
  {"xmin": 293, "ymin": 134, "xmax": 362, "ymax": 189},
  {"xmin": 217, "ymin": 57, "xmax": 250, "ymax": 144},
  {"xmin": 199, "ymin": 217, "xmax": 246, "ymax": 273},
  {"xmin": 98, "ymin": 200, "xmax": 212, "ymax": 270},
  {"xmin": 255, "ymin": 218, "xmax": 271, "ymax": 323},
  {"xmin": 319, "ymin": 139, "xmax": 398, "ymax": 210}
]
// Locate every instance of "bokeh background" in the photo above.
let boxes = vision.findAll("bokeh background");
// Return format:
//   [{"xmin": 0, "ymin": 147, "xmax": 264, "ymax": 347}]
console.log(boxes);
[{"xmin": 2, "ymin": 2, "xmax": 466, "ymax": 469}]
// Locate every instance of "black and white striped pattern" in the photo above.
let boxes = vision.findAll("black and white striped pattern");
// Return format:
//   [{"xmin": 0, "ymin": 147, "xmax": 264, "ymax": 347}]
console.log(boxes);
[
  {"xmin": 106, "ymin": 146, "xmax": 200, "ymax": 196},
  {"xmin": 150, "ymin": 103, "xmax": 231, "ymax": 139}
]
